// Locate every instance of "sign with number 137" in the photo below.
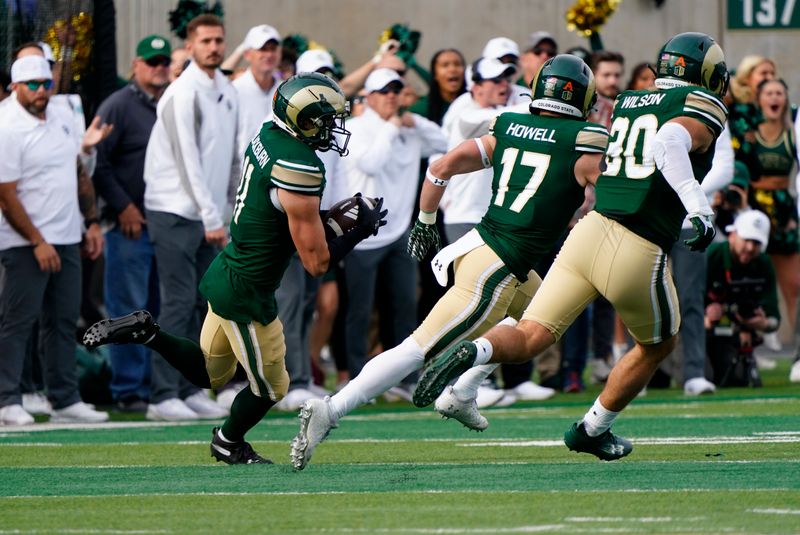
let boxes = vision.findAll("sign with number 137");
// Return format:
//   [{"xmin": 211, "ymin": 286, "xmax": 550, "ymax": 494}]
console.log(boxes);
[{"xmin": 728, "ymin": 0, "xmax": 800, "ymax": 28}]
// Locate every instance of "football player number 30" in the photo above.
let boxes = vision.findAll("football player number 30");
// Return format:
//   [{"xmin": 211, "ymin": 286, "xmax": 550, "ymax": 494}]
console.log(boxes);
[
  {"xmin": 604, "ymin": 113, "xmax": 658, "ymax": 179},
  {"xmin": 494, "ymin": 147, "xmax": 552, "ymax": 213}
]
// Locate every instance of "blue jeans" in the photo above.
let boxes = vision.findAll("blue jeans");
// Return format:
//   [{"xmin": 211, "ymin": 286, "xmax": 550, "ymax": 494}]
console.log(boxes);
[{"xmin": 104, "ymin": 227, "xmax": 159, "ymax": 401}]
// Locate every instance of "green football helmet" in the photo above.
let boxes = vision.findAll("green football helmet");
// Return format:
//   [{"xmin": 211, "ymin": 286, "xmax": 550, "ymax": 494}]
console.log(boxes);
[
  {"xmin": 654, "ymin": 32, "xmax": 729, "ymax": 97},
  {"xmin": 272, "ymin": 72, "xmax": 351, "ymax": 154},
  {"xmin": 529, "ymin": 54, "xmax": 597, "ymax": 120}
]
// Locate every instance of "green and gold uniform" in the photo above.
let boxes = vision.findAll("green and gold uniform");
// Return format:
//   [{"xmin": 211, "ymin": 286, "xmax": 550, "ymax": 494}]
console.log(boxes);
[
  {"xmin": 596, "ymin": 86, "xmax": 727, "ymax": 251},
  {"xmin": 523, "ymin": 85, "xmax": 728, "ymax": 344},
  {"xmin": 751, "ymin": 128, "xmax": 799, "ymax": 254},
  {"xmin": 197, "ymin": 123, "xmax": 325, "ymax": 398},
  {"xmin": 412, "ymin": 112, "xmax": 608, "ymax": 360}
]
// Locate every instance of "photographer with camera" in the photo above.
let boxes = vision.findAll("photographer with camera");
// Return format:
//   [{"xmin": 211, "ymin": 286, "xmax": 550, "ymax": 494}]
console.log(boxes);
[
  {"xmin": 712, "ymin": 161, "xmax": 751, "ymax": 237},
  {"xmin": 705, "ymin": 210, "xmax": 780, "ymax": 387}
]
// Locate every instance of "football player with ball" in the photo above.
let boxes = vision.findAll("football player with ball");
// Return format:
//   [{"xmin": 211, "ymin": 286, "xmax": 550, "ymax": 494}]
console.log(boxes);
[{"xmin": 83, "ymin": 73, "xmax": 386, "ymax": 464}]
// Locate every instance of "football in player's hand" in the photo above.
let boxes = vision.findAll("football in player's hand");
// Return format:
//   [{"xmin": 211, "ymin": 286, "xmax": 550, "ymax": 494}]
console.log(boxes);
[{"xmin": 323, "ymin": 195, "xmax": 379, "ymax": 239}]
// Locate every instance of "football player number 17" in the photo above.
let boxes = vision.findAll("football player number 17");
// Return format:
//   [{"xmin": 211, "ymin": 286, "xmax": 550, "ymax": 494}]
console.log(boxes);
[
  {"xmin": 604, "ymin": 114, "xmax": 658, "ymax": 180},
  {"xmin": 494, "ymin": 147, "xmax": 552, "ymax": 213}
]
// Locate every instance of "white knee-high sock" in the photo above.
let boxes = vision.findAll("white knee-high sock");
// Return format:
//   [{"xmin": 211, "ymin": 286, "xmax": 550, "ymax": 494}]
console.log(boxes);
[
  {"xmin": 452, "ymin": 364, "xmax": 499, "ymax": 400},
  {"xmin": 328, "ymin": 337, "xmax": 424, "ymax": 420},
  {"xmin": 581, "ymin": 398, "xmax": 619, "ymax": 436}
]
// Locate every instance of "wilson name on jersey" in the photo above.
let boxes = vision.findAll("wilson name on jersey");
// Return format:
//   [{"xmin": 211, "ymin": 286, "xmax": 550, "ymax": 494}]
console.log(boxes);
[
  {"xmin": 476, "ymin": 112, "xmax": 609, "ymax": 281},
  {"xmin": 199, "ymin": 122, "xmax": 326, "ymax": 324},
  {"xmin": 595, "ymin": 85, "xmax": 728, "ymax": 251}
]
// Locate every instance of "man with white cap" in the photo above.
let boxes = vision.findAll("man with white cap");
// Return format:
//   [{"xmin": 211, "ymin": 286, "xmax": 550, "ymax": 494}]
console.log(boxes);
[
  {"xmin": 143, "ymin": 14, "xmax": 238, "ymax": 421},
  {"xmin": 519, "ymin": 31, "xmax": 558, "ymax": 87},
  {"xmin": 338, "ymin": 68, "xmax": 447, "ymax": 386},
  {"xmin": 231, "ymin": 24, "xmax": 282, "ymax": 155},
  {"xmin": 0, "ymin": 55, "xmax": 111, "ymax": 425},
  {"xmin": 295, "ymin": 49, "xmax": 335, "ymax": 77},
  {"xmin": 438, "ymin": 56, "xmax": 555, "ymax": 407},
  {"xmin": 705, "ymin": 209, "xmax": 780, "ymax": 386},
  {"xmin": 482, "ymin": 37, "xmax": 520, "ymax": 66}
]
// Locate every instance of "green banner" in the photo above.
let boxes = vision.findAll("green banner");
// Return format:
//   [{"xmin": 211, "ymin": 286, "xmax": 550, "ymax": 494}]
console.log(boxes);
[{"xmin": 728, "ymin": 0, "xmax": 800, "ymax": 28}]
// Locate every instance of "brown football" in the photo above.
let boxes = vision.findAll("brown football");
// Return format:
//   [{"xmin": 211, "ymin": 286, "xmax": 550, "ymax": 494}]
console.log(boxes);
[{"xmin": 324, "ymin": 196, "xmax": 378, "ymax": 239}]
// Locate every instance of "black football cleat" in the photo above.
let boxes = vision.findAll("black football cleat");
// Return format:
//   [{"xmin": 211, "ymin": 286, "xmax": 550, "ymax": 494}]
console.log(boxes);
[
  {"xmin": 564, "ymin": 421, "xmax": 633, "ymax": 461},
  {"xmin": 210, "ymin": 427, "xmax": 273, "ymax": 465},
  {"xmin": 82, "ymin": 310, "xmax": 160, "ymax": 349}
]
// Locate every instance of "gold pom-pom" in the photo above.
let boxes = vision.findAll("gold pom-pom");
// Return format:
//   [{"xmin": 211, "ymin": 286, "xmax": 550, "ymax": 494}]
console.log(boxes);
[
  {"xmin": 566, "ymin": 0, "xmax": 622, "ymax": 37},
  {"xmin": 43, "ymin": 12, "xmax": 94, "ymax": 82}
]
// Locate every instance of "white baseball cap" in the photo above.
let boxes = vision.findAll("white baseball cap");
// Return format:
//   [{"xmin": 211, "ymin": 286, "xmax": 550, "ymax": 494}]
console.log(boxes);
[
  {"xmin": 482, "ymin": 37, "xmax": 520, "ymax": 61},
  {"xmin": 11, "ymin": 55, "xmax": 52, "ymax": 83},
  {"xmin": 726, "ymin": 209, "xmax": 771, "ymax": 248},
  {"xmin": 472, "ymin": 57, "xmax": 517, "ymax": 82},
  {"xmin": 364, "ymin": 68, "xmax": 405, "ymax": 93},
  {"xmin": 296, "ymin": 49, "xmax": 334, "ymax": 74},
  {"xmin": 244, "ymin": 24, "xmax": 281, "ymax": 50}
]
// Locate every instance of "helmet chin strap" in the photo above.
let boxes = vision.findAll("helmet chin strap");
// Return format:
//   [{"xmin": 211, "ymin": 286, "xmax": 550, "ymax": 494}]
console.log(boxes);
[
  {"xmin": 272, "ymin": 115, "xmax": 301, "ymax": 141},
  {"xmin": 655, "ymin": 78, "xmax": 690, "ymax": 90}
]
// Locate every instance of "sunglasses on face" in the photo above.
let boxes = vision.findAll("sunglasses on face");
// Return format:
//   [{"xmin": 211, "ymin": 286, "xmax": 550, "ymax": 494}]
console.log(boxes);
[
  {"xmin": 25, "ymin": 80, "xmax": 53, "ymax": 91},
  {"xmin": 144, "ymin": 56, "xmax": 171, "ymax": 68},
  {"xmin": 376, "ymin": 85, "xmax": 402, "ymax": 95},
  {"xmin": 533, "ymin": 47, "xmax": 556, "ymax": 57}
]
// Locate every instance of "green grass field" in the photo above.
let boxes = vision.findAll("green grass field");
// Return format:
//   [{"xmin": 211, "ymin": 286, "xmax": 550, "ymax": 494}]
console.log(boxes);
[{"xmin": 2, "ymin": 362, "xmax": 799, "ymax": 534}]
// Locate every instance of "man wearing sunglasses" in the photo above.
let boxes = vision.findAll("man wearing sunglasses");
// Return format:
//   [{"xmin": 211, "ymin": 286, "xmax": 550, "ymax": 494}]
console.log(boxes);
[
  {"xmin": 0, "ymin": 55, "xmax": 112, "ymax": 425},
  {"xmin": 91, "ymin": 34, "xmax": 171, "ymax": 414},
  {"xmin": 337, "ymin": 68, "xmax": 447, "ymax": 391},
  {"xmin": 519, "ymin": 31, "xmax": 558, "ymax": 88}
]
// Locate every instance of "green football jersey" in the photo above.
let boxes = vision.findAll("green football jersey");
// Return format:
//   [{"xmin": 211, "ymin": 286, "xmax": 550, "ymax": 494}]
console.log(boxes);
[
  {"xmin": 476, "ymin": 112, "xmax": 609, "ymax": 281},
  {"xmin": 199, "ymin": 122, "xmax": 326, "ymax": 324},
  {"xmin": 595, "ymin": 85, "xmax": 728, "ymax": 251}
]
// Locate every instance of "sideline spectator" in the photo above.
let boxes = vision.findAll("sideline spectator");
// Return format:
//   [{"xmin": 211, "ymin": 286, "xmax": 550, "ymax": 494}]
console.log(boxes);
[
  {"xmin": 705, "ymin": 210, "xmax": 779, "ymax": 386},
  {"xmin": 93, "ymin": 34, "xmax": 171, "ymax": 412},
  {"xmin": 339, "ymin": 68, "xmax": 447, "ymax": 388},
  {"xmin": 750, "ymin": 78, "xmax": 799, "ymax": 350},
  {"xmin": 142, "ymin": 14, "xmax": 237, "ymax": 421},
  {"xmin": 0, "ymin": 55, "xmax": 110, "ymax": 425},
  {"xmin": 170, "ymin": 47, "xmax": 190, "ymax": 82},
  {"xmin": 232, "ymin": 24, "xmax": 282, "ymax": 155},
  {"xmin": 519, "ymin": 31, "xmax": 557, "ymax": 87}
]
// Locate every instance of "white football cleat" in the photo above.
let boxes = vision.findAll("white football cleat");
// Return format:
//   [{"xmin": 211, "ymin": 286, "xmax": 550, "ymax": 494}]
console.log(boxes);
[
  {"xmin": 434, "ymin": 386, "xmax": 488, "ymax": 431},
  {"xmin": 22, "ymin": 392, "xmax": 53, "ymax": 415},
  {"xmin": 290, "ymin": 397, "xmax": 337, "ymax": 470}
]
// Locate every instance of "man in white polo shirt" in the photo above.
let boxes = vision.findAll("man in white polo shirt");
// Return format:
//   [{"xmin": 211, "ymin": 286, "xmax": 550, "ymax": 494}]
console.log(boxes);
[
  {"xmin": 0, "ymin": 55, "xmax": 110, "ymax": 425},
  {"xmin": 143, "ymin": 14, "xmax": 238, "ymax": 421},
  {"xmin": 232, "ymin": 24, "xmax": 282, "ymax": 155},
  {"xmin": 339, "ymin": 68, "xmax": 447, "ymax": 387}
]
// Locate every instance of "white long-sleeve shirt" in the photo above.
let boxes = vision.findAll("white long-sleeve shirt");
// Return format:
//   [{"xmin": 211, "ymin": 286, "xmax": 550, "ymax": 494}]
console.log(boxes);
[
  {"xmin": 233, "ymin": 68, "xmax": 279, "ymax": 156},
  {"xmin": 440, "ymin": 96, "xmax": 528, "ymax": 225},
  {"xmin": 144, "ymin": 61, "xmax": 240, "ymax": 232},
  {"xmin": 339, "ymin": 107, "xmax": 447, "ymax": 250},
  {"xmin": 681, "ymin": 124, "xmax": 735, "ymax": 230}
]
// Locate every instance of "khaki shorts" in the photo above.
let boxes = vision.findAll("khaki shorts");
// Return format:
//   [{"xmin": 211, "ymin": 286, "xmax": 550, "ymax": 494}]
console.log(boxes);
[
  {"xmin": 523, "ymin": 211, "xmax": 680, "ymax": 345},
  {"xmin": 412, "ymin": 244, "xmax": 541, "ymax": 362},
  {"xmin": 200, "ymin": 305, "xmax": 290, "ymax": 400}
]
